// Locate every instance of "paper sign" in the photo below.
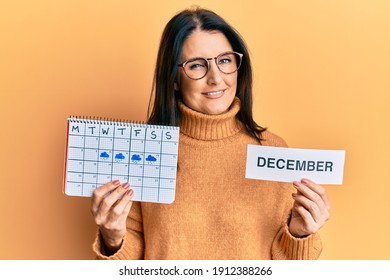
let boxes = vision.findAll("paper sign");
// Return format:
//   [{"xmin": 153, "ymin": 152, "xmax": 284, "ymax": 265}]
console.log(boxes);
[{"xmin": 245, "ymin": 145, "xmax": 346, "ymax": 184}]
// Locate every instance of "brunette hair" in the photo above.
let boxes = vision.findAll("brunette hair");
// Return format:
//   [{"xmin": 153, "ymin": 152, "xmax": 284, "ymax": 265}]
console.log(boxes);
[{"xmin": 147, "ymin": 7, "xmax": 266, "ymax": 142}]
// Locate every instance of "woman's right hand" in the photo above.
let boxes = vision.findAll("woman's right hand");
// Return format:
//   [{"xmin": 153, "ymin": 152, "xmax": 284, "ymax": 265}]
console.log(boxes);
[{"xmin": 91, "ymin": 180, "xmax": 134, "ymax": 255}]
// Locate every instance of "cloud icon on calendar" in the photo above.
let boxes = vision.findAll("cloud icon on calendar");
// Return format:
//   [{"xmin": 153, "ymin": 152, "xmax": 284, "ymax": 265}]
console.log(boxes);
[
  {"xmin": 115, "ymin": 153, "xmax": 125, "ymax": 160},
  {"xmin": 145, "ymin": 155, "xmax": 157, "ymax": 162},
  {"xmin": 100, "ymin": 152, "xmax": 110, "ymax": 159},
  {"xmin": 131, "ymin": 154, "xmax": 142, "ymax": 161}
]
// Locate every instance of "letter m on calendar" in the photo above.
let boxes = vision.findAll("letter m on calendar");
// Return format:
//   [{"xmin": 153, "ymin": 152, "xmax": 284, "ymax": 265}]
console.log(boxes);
[{"xmin": 245, "ymin": 145, "xmax": 346, "ymax": 184}]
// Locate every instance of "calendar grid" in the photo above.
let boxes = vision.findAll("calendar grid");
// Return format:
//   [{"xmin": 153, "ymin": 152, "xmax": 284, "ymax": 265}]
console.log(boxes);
[
  {"xmin": 94, "ymin": 122, "xmax": 101, "ymax": 196},
  {"xmin": 64, "ymin": 117, "xmax": 179, "ymax": 204},
  {"xmin": 109, "ymin": 124, "xmax": 115, "ymax": 189},
  {"xmin": 157, "ymin": 129, "xmax": 163, "ymax": 202},
  {"xmin": 140, "ymin": 126, "xmax": 147, "ymax": 201},
  {"xmin": 126, "ymin": 125, "xmax": 133, "ymax": 197},
  {"xmin": 81, "ymin": 124, "xmax": 87, "ymax": 195}
]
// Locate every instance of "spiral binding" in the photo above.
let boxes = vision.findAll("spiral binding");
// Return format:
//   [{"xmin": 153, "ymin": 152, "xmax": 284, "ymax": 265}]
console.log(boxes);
[{"xmin": 68, "ymin": 115, "xmax": 178, "ymax": 129}]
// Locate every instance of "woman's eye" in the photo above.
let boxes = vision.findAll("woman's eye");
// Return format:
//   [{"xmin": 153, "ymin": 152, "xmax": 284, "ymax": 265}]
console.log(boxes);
[
  {"xmin": 188, "ymin": 63, "xmax": 206, "ymax": 70},
  {"xmin": 218, "ymin": 58, "xmax": 232, "ymax": 64}
]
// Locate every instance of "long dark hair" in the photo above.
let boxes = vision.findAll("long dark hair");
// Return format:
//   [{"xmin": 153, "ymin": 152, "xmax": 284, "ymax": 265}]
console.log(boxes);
[{"xmin": 147, "ymin": 7, "xmax": 266, "ymax": 142}]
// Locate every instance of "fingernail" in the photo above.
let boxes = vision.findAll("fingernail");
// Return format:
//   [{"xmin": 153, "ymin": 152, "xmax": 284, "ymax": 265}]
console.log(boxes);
[
  {"xmin": 123, "ymin": 183, "xmax": 130, "ymax": 189},
  {"xmin": 127, "ymin": 189, "xmax": 134, "ymax": 196},
  {"xmin": 113, "ymin": 180, "xmax": 120, "ymax": 186}
]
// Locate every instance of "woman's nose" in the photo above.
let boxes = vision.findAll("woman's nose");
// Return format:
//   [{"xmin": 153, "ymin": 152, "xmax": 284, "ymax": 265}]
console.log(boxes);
[{"xmin": 206, "ymin": 60, "xmax": 223, "ymax": 85}]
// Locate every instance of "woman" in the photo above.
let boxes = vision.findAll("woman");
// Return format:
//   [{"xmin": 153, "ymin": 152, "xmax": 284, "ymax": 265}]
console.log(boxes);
[{"xmin": 90, "ymin": 7, "xmax": 330, "ymax": 259}]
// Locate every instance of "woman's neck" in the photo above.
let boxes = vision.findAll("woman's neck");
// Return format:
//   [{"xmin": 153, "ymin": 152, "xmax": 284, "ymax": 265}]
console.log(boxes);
[{"xmin": 178, "ymin": 97, "xmax": 243, "ymax": 140}]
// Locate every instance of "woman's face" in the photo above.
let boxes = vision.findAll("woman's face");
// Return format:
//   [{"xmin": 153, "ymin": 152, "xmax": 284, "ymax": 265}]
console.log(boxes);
[{"xmin": 177, "ymin": 30, "xmax": 238, "ymax": 115}]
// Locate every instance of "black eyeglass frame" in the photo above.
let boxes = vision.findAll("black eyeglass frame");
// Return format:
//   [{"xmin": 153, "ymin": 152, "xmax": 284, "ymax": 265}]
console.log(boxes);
[{"xmin": 177, "ymin": 51, "xmax": 243, "ymax": 80}]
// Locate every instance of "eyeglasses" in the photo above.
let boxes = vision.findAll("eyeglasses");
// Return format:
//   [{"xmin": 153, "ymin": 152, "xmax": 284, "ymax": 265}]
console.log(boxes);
[{"xmin": 178, "ymin": 51, "xmax": 243, "ymax": 80}]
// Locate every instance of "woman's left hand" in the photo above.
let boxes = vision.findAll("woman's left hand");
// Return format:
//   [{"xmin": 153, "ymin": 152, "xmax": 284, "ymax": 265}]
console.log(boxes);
[{"xmin": 289, "ymin": 178, "xmax": 331, "ymax": 238}]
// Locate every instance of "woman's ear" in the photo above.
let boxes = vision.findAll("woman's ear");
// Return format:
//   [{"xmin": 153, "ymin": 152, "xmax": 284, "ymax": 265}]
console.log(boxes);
[{"xmin": 174, "ymin": 82, "xmax": 179, "ymax": 91}]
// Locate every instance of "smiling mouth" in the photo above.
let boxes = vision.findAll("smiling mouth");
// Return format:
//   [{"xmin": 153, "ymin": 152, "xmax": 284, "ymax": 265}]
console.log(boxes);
[{"xmin": 203, "ymin": 90, "xmax": 225, "ymax": 96}]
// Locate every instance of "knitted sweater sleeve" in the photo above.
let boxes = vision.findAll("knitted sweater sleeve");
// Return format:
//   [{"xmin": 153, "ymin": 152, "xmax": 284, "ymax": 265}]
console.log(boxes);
[
  {"xmin": 271, "ymin": 223, "xmax": 323, "ymax": 259},
  {"xmin": 92, "ymin": 201, "xmax": 145, "ymax": 259}
]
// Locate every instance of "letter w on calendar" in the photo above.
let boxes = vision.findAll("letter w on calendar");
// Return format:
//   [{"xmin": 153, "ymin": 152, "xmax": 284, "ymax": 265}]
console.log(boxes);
[{"xmin": 245, "ymin": 145, "xmax": 346, "ymax": 184}]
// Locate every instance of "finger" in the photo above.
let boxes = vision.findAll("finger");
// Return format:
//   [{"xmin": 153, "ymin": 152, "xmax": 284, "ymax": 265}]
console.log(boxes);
[
  {"xmin": 293, "ymin": 202, "xmax": 317, "ymax": 234},
  {"xmin": 111, "ymin": 189, "xmax": 135, "ymax": 220},
  {"xmin": 123, "ymin": 191, "xmax": 134, "ymax": 216},
  {"xmin": 91, "ymin": 180, "xmax": 121, "ymax": 214},
  {"xmin": 301, "ymin": 178, "xmax": 331, "ymax": 211},
  {"xmin": 293, "ymin": 180, "xmax": 327, "ymax": 212},
  {"xmin": 292, "ymin": 192, "xmax": 325, "ymax": 223},
  {"xmin": 123, "ymin": 192, "xmax": 134, "ymax": 214},
  {"xmin": 99, "ymin": 182, "xmax": 131, "ymax": 215}
]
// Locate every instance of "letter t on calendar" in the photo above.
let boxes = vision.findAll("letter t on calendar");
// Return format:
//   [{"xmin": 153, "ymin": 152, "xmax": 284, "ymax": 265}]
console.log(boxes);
[{"xmin": 245, "ymin": 145, "xmax": 346, "ymax": 184}]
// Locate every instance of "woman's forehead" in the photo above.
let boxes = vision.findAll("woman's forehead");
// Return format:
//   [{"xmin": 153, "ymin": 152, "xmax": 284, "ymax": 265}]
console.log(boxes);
[{"xmin": 180, "ymin": 30, "xmax": 233, "ymax": 60}]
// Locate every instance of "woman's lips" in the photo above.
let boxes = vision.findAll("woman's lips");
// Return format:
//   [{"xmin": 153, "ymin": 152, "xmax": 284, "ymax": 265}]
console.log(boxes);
[{"xmin": 202, "ymin": 90, "xmax": 225, "ymax": 98}]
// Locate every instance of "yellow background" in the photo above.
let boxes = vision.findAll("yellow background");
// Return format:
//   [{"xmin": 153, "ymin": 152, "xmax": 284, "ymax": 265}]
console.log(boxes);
[{"xmin": 1, "ymin": 0, "xmax": 389, "ymax": 259}]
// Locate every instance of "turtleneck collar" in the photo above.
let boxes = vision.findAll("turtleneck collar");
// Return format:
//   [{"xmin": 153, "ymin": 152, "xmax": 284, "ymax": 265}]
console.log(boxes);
[{"xmin": 178, "ymin": 97, "xmax": 244, "ymax": 141}]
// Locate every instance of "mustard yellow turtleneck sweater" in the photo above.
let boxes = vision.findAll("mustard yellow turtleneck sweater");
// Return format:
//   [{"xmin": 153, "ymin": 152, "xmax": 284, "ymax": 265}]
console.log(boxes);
[{"xmin": 93, "ymin": 98, "xmax": 322, "ymax": 259}]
